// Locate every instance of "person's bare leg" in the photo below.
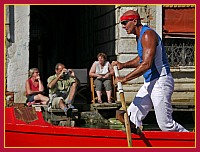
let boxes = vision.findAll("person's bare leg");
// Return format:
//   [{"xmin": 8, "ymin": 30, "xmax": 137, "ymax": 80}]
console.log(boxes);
[
  {"xmin": 59, "ymin": 99, "xmax": 66, "ymax": 110},
  {"xmin": 106, "ymin": 90, "xmax": 112, "ymax": 103},
  {"xmin": 96, "ymin": 91, "xmax": 102, "ymax": 103},
  {"xmin": 68, "ymin": 82, "xmax": 78, "ymax": 103},
  {"xmin": 34, "ymin": 94, "xmax": 49, "ymax": 105}
]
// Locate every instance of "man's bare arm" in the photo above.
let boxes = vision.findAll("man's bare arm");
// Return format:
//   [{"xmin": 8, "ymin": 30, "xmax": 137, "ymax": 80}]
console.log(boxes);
[{"xmin": 123, "ymin": 30, "xmax": 158, "ymax": 82}]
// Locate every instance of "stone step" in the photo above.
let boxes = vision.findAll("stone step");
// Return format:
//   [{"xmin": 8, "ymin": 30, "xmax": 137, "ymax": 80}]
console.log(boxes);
[
  {"xmin": 116, "ymin": 91, "xmax": 195, "ymax": 104},
  {"xmin": 119, "ymin": 83, "xmax": 195, "ymax": 92}
]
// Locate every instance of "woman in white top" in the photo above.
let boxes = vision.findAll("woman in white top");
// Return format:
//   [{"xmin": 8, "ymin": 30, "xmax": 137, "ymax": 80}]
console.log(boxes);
[{"xmin": 89, "ymin": 53, "xmax": 114, "ymax": 103}]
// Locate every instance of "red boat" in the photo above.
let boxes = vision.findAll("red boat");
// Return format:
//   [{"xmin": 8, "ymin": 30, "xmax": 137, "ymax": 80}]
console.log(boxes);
[{"xmin": 5, "ymin": 107, "xmax": 195, "ymax": 147}]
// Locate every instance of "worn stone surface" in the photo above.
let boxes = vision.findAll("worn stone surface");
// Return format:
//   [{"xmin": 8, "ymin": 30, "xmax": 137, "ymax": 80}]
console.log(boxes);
[
  {"xmin": 6, "ymin": 6, "xmax": 30, "ymax": 103},
  {"xmin": 118, "ymin": 39, "xmax": 137, "ymax": 54},
  {"xmin": 117, "ymin": 54, "xmax": 137, "ymax": 63},
  {"xmin": 116, "ymin": 91, "xmax": 195, "ymax": 104},
  {"xmin": 80, "ymin": 111, "xmax": 108, "ymax": 125},
  {"xmin": 79, "ymin": 111, "xmax": 125, "ymax": 130}
]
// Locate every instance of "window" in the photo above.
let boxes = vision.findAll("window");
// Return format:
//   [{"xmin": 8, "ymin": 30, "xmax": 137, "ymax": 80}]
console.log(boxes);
[
  {"xmin": 162, "ymin": 5, "xmax": 195, "ymax": 67},
  {"xmin": 164, "ymin": 38, "xmax": 194, "ymax": 67}
]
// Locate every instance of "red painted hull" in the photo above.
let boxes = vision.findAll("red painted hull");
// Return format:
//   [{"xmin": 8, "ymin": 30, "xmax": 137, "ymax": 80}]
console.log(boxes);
[{"xmin": 5, "ymin": 107, "xmax": 195, "ymax": 147}]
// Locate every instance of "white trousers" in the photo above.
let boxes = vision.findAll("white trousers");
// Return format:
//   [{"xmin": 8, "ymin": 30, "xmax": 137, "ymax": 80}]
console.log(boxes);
[{"xmin": 127, "ymin": 73, "xmax": 188, "ymax": 132}]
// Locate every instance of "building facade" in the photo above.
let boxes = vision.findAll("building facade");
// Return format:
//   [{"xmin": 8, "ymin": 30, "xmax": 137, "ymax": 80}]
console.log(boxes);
[{"xmin": 5, "ymin": 5, "xmax": 195, "ymax": 109}]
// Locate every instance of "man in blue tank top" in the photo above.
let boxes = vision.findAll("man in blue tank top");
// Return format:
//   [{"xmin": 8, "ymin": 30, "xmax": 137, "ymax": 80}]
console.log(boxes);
[{"xmin": 112, "ymin": 10, "xmax": 188, "ymax": 132}]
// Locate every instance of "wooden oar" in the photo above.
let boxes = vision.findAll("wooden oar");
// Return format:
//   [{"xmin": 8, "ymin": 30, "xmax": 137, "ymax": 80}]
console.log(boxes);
[{"xmin": 113, "ymin": 66, "xmax": 132, "ymax": 147}]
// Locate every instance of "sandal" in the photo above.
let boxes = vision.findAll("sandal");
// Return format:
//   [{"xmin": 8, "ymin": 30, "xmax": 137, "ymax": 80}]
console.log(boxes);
[
  {"xmin": 98, "ymin": 100, "xmax": 102, "ymax": 104},
  {"xmin": 27, "ymin": 101, "xmax": 36, "ymax": 107},
  {"xmin": 27, "ymin": 102, "xmax": 32, "ymax": 107},
  {"xmin": 108, "ymin": 100, "xmax": 112, "ymax": 104}
]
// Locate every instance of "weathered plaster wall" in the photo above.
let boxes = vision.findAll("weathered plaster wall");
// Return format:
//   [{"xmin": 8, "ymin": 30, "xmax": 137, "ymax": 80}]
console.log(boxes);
[{"xmin": 6, "ymin": 6, "xmax": 30, "ymax": 103}]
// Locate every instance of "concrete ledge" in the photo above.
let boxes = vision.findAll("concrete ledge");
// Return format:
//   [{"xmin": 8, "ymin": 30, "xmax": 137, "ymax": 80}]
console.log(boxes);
[
  {"xmin": 171, "ymin": 66, "xmax": 195, "ymax": 72},
  {"xmin": 116, "ymin": 91, "xmax": 195, "ymax": 103}
]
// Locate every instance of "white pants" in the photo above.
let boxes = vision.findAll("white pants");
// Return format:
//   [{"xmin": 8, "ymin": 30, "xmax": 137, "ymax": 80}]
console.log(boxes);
[{"xmin": 127, "ymin": 73, "xmax": 188, "ymax": 132}]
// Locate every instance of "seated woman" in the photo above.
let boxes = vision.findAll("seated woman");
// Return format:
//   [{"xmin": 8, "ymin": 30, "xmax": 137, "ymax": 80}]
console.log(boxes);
[
  {"xmin": 89, "ymin": 53, "xmax": 114, "ymax": 104},
  {"xmin": 25, "ymin": 68, "xmax": 49, "ymax": 107}
]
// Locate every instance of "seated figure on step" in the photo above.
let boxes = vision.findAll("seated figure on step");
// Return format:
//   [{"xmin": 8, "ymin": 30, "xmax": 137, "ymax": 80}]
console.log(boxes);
[
  {"xmin": 47, "ymin": 63, "xmax": 78, "ymax": 117},
  {"xmin": 89, "ymin": 53, "xmax": 114, "ymax": 104},
  {"xmin": 25, "ymin": 68, "xmax": 49, "ymax": 107}
]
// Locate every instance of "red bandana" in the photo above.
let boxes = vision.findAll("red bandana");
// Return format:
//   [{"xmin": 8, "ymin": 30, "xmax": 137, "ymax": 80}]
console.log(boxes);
[{"xmin": 120, "ymin": 15, "xmax": 143, "ymax": 21}]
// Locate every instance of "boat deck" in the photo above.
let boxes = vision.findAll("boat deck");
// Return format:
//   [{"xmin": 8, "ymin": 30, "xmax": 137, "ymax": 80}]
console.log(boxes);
[{"xmin": 5, "ymin": 107, "xmax": 195, "ymax": 147}]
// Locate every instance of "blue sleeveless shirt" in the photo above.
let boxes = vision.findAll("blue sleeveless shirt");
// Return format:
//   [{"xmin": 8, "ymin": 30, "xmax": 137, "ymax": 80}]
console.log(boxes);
[{"xmin": 137, "ymin": 25, "xmax": 170, "ymax": 82}]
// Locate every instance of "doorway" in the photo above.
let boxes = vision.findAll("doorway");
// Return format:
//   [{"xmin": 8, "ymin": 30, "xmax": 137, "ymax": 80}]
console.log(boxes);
[{"xmin": 29, "ymin": 5, "xmax": 116, "ymax": 87}]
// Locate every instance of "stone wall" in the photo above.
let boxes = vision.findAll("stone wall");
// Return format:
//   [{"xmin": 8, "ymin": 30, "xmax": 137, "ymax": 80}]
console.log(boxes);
[{"xmin": 5, "ymin": 6, "xmax": 30, "ymax": 103}]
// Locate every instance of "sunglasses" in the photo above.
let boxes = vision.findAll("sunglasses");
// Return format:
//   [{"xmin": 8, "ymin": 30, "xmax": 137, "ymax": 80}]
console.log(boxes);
[{"xmin": 121, "ymin": 20, "xmax": 133, "ymax": 26}]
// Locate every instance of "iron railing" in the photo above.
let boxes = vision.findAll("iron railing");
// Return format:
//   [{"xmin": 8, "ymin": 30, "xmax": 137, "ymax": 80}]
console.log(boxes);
[{"xmin": 165, "ymin": 43, "xmax": 195, "ymax": 67}]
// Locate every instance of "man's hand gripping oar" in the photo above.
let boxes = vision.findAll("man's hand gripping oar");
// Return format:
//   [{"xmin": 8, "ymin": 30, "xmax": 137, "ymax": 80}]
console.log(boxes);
[{"xmin": 113, "ymin": 66, "xmax": 132, "ymax": 147}]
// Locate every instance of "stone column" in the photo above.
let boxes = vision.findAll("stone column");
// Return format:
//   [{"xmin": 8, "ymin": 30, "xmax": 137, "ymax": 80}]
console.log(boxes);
[{"xmin": 6, "ymin": 6, "xmax": 30, "ymax": 103}]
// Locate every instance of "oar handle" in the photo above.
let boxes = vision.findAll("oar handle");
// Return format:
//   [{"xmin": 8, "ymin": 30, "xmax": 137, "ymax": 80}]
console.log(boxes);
[
  {"xmin": 113, "ymin": 66, "xmax": 123, "ymax": 93},
  {"xmin": 113, "ymin": 66, "xmax": 132, "ymax": 147}
]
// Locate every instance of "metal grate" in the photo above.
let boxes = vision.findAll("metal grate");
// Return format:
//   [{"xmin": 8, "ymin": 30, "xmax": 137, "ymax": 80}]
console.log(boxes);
[
  {"xmin": 164, "ymin": 39, "xmax": 195, "ymax": 67},
  {"xmin": 165, "ymin": 44, "xmax": 194, "ymax": 66}
]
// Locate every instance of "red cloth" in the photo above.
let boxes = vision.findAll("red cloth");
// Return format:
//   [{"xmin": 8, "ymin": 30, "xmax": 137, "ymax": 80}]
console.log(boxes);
[
  {"xmin": 120, "ymin": 15, "xmax": 142, "ymax": 21},
  {"xmin": 163, "ymin": 7, "xmax": 195, "ymax": 33}
]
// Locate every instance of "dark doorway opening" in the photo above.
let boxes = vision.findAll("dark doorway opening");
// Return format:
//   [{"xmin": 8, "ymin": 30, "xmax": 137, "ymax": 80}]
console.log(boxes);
[{"xmin": 29, "ymin": 5, "xmax": 116, "ymax": 88}]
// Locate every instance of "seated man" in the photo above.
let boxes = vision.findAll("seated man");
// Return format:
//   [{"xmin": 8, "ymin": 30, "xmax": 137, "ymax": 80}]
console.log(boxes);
[{"xmin": 47, "ymin": 63, "xmax": 78, "ymax": 117}]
